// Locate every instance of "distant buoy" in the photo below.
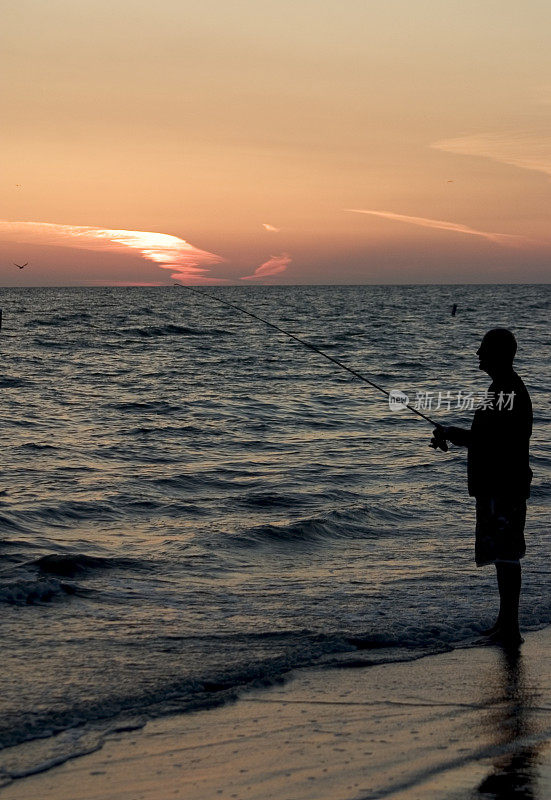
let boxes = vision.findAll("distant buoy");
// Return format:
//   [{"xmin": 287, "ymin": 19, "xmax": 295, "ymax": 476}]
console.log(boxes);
[{"xmin": 451, "ymin": 304, "xmax": 458, "ymax": 317}]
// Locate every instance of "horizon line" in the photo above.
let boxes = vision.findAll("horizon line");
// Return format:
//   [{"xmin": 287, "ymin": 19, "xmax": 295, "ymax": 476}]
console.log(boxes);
[{"xmin": 0, "ymin": 281, "xmax": 550, "ymax": 288}]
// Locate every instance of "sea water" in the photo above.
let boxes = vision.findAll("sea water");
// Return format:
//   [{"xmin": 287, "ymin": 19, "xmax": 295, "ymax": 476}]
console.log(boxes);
[{"xmin": 0, "ymin": 285, "xmax": 549, "ymax": 783}]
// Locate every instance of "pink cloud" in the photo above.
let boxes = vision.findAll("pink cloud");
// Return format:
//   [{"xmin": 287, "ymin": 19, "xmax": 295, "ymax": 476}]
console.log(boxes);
[
  {"xmin": 0, "ymin": 220, "xmax": 226, "ymax": 283},
  {"xmin": 262, "ymin": 223, "xmax": 280, "ymax": 232},
  {"xmin": 346, "ymin": 208, "xmax": 528, "ymax": 246},
  {"xmin": 241, "ymin": 253, "xmax": 291, "ymax": 280},
  {"xmin": 431, "ymin": 133, "xmax": 551, "ymax": 178}
]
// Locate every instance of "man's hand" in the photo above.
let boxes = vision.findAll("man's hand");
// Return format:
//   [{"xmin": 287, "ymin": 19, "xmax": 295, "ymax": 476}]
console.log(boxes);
[{"xmin": 430, "ymin": 425, "xmax": 449, "ymax": 452}]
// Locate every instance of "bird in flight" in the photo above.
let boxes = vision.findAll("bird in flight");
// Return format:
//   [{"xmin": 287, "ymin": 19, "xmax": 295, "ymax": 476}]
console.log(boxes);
[{"xmin": 14, "ymin": 262, "xmax": 28, "ymax": 269}]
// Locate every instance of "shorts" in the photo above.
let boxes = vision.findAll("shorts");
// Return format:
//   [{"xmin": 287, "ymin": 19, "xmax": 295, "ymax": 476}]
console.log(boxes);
[{"xmin": 475, "ymin": 497, "xmax": 526, "ymax": 567}]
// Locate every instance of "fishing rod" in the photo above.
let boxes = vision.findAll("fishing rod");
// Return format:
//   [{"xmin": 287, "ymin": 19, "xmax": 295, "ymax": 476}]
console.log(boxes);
[{"xmin": 173, "ymin": 283, "xmax": 447, "ymax": 450}]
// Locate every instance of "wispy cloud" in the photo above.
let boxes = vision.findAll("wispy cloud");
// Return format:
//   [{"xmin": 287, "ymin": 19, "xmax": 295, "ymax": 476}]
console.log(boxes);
[
  {"xmin": 346, "ymin": 208, "xmax": 526, "ymax": 246},
  {"xmin": 0, "ymin": 220, "xmax": 226, "ymax": 283},
  {"xmin": 431, "ymin": 133, "xmax": 551, "ymax": 178},
  {"xmin": 262, "ymin": 223, "xmax": 280, "ymax": 232},
  {"xmin": 241, "ymin": 253, "xmax": 291, "ymax": 280}
]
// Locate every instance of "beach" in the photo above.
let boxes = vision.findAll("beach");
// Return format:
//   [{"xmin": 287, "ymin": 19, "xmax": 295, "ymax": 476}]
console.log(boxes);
[{"xmin": 2, "ymin": 628, "xmax": 550, "ymax": 799}]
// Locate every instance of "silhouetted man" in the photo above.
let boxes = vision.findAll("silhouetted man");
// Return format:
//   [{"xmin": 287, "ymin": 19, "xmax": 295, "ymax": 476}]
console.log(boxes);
[{"xmin": 432, "ymin": 328, "xmax": 532, "ymax": 647}]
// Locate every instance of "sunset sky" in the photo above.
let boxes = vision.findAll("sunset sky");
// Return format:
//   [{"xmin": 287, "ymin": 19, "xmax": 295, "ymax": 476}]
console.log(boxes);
[{"xmin": 2, "ymin": 0, "xmax": 551, "ymax": 285}]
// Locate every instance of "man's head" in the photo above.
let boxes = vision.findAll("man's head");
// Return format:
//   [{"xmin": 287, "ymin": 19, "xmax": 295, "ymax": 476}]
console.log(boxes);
[{"xmin": 477, "ymin": 328, "xmax": 517, "ymax": 375}]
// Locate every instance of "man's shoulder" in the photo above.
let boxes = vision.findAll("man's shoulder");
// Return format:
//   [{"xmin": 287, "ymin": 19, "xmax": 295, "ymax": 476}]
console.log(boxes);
[
  {"xmin": 491, "ymin": 371, "xmax": 531, "ymax": 399},
  {"xmin": 510, "ymin": 372, "xmax": 532, "ymax": 407},
  {"xmin": 511, "ymin": 370, "xmax": 528, "ymax": 389}
]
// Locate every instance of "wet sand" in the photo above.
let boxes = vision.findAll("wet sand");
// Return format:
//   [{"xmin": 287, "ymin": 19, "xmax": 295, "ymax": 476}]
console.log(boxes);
[{"xmin": 2, "ymin": 628, "xmax": 550, "ymax": 800}]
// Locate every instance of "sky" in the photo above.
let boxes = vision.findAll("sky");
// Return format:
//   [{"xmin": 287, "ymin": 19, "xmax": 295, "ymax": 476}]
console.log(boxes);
[{"xmin": 2, "ymin": 0, "xmax": 551, "ymax": 285}]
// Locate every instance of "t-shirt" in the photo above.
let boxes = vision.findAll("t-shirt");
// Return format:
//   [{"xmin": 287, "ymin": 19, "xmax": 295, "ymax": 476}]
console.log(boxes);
[{"xmin": 467, "ymin": 371, "xmax": 533, "ymax": 498}]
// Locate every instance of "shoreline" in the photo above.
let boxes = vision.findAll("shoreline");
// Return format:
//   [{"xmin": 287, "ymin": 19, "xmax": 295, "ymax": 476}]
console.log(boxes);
[{"xmin": 2, "ymin": 627, "xmax": 550, "ymax": 800}]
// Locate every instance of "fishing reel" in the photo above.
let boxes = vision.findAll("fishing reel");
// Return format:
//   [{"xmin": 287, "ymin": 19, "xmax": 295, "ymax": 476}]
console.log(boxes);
[{"xmin": 430, "ymin": 425, "xmax": 449, "ymax": 452}]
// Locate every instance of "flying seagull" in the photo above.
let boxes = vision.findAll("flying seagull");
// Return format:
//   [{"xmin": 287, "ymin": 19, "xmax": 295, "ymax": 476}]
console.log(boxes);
[{"xmin": 14, "ymin": 262, "xmax": 28, "ymax": 269}]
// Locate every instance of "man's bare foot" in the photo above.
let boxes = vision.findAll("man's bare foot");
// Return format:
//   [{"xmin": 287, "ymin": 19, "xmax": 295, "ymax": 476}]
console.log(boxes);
[
  {"xmin": 480, "ymin": 620, "xmax": 501, "ymax": 637},
  {"xmin": 486, "ymin": 628, "xmax": 524, "ymax": 648}
]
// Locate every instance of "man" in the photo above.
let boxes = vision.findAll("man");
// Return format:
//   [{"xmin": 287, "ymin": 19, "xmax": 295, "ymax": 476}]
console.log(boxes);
[{"xmin": 431, "ymin": 328, "xmax": 532, "ymax": 647}]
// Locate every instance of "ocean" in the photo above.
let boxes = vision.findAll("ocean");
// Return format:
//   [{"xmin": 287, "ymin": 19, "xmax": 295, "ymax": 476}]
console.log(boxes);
[{"xmin": 0, "ymin": 284, "xmax": 549, "ymax": 784}]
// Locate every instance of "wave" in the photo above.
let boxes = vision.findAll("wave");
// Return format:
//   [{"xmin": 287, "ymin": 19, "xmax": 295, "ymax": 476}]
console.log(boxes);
[
  {"xmin": 0, "ymin": 551, "xmax": 147, "ymax": 604},
  {"xmin": 333, "ymin": 328, "xmax": 368, "ymax": 340},
  {"xmin": 232, "ymin": 490, "xmax": 310, "ymax": 509},
  {"xmin": 16, "ymin": 442, "xmax": 58, "ymax": 451},
  {"xmin": 0, "ymin": 512, "xmax": 31, "ymax": 534},
  {"xmin": 35, "ymin": 553, "xmax": 116, "ymax": 577},
  {"xmin": 390, "ymin": 360, "xmax": 427, "ymax": 369},
  {"xmin": 129, "ymin": 424, "xmax": 203, "ymax": 436},
  {"xmin": 107, "ymin": 400, "xmax": 181, "ymax": 413},
  {"xmin": 4, "ymin": 418, "xmax": 40, "ymax": 428},
  {"xmin": 1, "ymin": 491, "xmax": 216, "ymax": 530},
  {"xmin": 27, "ymin": 312, "xmax": 92, "ymax": 327},
  {"xmin": 155, "ymin": 470, "xmax": 260, "ymax": 492},
  {"xmin": 33, "ymin": 338, "xmax": 68, "ymax": 348},
  {"xmin": 121, "ymin": 324, "xmax": 231, "ymax": 338},
  {"xmin": 0, "ymin": 377, "xmax": 32, "ymax": 388},
  {"xmin": 24, "ymin": 500, "xmax": 121, "ymax": 526},
  {"xmin": 224, "ymin": 500, "xmax": 418, "ymax": 548},
  {"xmin": 227, "ymin": 506, "xmax": 376, "ymax": 547},
  {"xmin": 0, "ymin": 577, "xmax": 79, "ymax": 605}
]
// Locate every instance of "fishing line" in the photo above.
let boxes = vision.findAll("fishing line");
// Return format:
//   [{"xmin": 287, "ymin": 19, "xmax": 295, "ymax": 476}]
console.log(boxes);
[{"xmin": 173, "ymin": 284, "xmax": 445, "ymax": 446}]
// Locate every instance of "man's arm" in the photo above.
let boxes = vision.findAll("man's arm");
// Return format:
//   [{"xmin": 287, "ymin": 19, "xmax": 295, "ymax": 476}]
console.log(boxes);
[{"xmin": 431, "ymin": 425, "xmax": 471, "ymax": 449}]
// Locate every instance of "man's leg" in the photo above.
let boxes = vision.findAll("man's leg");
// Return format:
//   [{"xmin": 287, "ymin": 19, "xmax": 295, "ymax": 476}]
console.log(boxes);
[
  {"xmin": 494, "ymin": 560, "xmax": 522, "ymax": 644},
  {"xmin": 477, "ymin": 497, "xmax": 526, "ymax": 642}
]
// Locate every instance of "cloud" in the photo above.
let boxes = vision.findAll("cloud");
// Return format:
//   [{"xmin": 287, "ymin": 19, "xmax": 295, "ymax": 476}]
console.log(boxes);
[
  {"xmin": 431, "ymin": 133, "xmax": 551, "ymax": 178},
  {"xmin": 346, "ymin": 208, "xmax": 527, "ymax": 246},
  {"xmin": 0, "ymin": 220, "xmax": 226, "ymax": 283},
  {"xmin": 241, "ymin": 253, "xmax": 291, "ymax": 280},
  {"xmin": 262, "ymin": 223, "xmax": 280, "ymax": 232}
]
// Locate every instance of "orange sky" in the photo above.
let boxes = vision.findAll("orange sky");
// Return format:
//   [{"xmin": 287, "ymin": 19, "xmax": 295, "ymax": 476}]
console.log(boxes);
[{"xmin": 2, "ymin": 0, "xmax": 551, "ymax": 285}]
